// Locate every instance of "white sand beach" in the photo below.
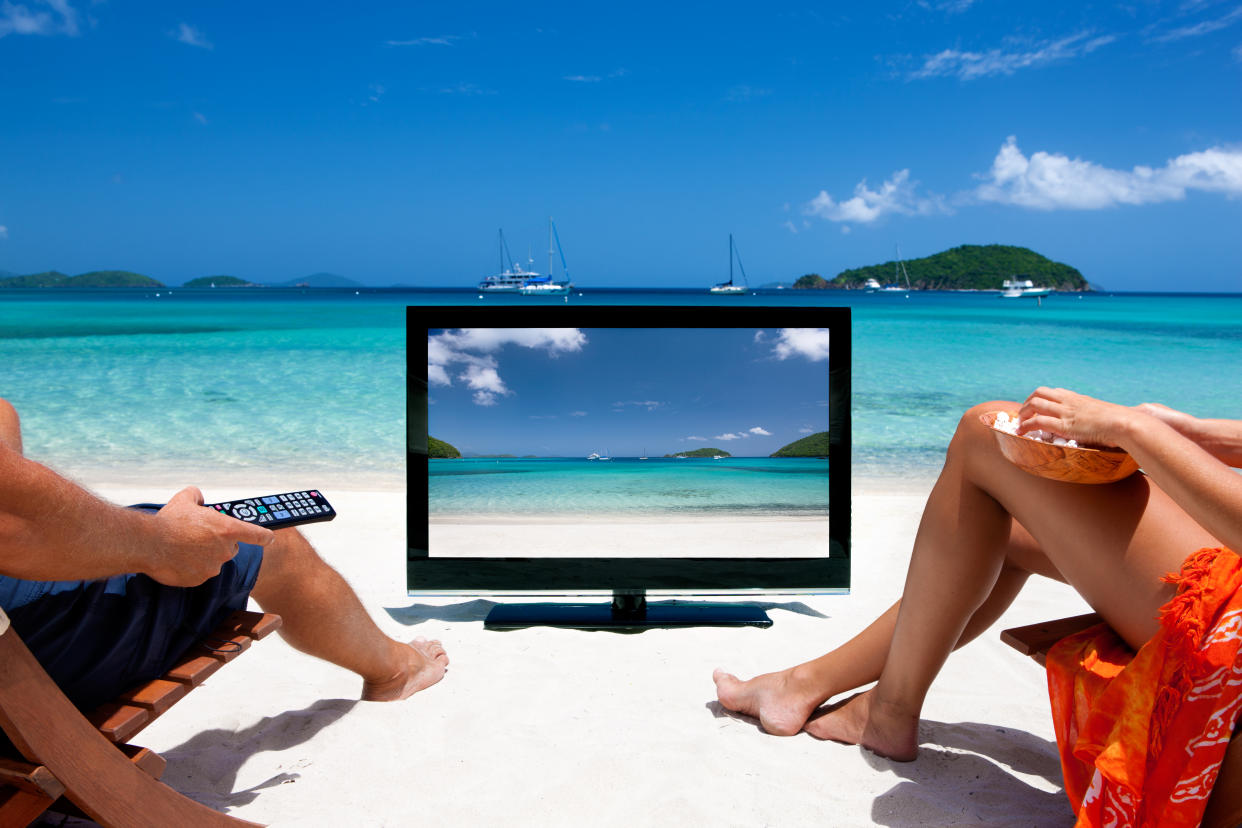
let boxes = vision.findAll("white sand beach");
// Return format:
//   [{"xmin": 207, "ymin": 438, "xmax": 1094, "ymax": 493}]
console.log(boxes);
[
  {"xmin": 87, "ymin": 478, "xmax": 1090, "ymax": 827},
  {"xmin": 430, "ymin": 515, "xmax": 830, "ymax": 558}
]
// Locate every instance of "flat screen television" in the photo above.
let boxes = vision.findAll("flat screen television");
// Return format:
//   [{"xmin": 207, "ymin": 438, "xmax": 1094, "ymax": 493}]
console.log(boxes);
[{"xmin": 407, "ymin": 305, "xmax": 851, "ymax": 629}]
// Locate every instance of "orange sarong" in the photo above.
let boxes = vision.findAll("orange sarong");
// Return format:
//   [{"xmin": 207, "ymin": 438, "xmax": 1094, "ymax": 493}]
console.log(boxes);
[{"xmin": 1046, "ymin": 547, "xmax": 1242, "ymax": 827}]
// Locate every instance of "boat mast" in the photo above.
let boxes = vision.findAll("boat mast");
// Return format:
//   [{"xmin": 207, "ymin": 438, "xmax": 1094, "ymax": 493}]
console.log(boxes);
[
  {"xmin": 551, "ymin": 219, "xmax": 569, "ymax": 283},
  {"xmin": 729, "ymin": 234, "xmax": 734, "ymax": 286},
  {"xmin": 548, "ymin": 217, "xmax": 554, "ymax": 281}
]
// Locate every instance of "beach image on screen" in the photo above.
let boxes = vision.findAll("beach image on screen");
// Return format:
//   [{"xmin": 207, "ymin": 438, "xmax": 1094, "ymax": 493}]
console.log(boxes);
[{"xmin": 426, "ymin": 326, "xmax": 832, "ymax": 558}]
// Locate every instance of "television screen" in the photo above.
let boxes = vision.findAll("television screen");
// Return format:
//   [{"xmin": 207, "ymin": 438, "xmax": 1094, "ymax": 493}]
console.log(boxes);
[{"xmin": 407, "ymin": 305, "xmax": 850, "ymax": 597}]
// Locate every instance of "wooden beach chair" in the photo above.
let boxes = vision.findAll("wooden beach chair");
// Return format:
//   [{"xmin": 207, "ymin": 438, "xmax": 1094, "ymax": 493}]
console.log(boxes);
[
  {"xmin": 0, "ymin": 606, "xmax": 281, "ymax": 828},
  {"xmin": 1002, "ymin": 613, "xmax": 1242, "ymax": 828}
]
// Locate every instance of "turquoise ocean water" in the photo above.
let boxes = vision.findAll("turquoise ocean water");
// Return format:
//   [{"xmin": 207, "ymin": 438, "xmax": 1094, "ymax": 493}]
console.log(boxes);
[
  {"xmin": 431, "ymin": 456, "xmax": 829, "ymax": 519},
  {"xmin": 1, "ymin": 287, "xmax": 1240, "ymax": 489}
]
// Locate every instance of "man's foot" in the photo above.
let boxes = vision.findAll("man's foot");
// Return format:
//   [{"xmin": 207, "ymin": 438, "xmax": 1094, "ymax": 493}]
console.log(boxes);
[
  {"xmin": 712, "ymin": 667, "xmax": 823, "ymax": 736},
  {"xmin": 362, "ymin": 637, "xmax": 449, "ymax": 701},
  {"xmin": 803, "ymin": 689, "xmax": 919, "ymax": 761}
]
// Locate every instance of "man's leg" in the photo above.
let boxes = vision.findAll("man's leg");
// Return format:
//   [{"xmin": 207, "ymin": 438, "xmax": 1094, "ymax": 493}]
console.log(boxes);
[{"xmin": 248, "ymin": 528, "xmax": 448, "ymax": 700}]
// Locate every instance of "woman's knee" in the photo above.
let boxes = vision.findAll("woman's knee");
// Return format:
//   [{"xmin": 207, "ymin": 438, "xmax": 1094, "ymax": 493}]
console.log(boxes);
[
  {"xmin": 0, "ymin": 398, "xmax": 22, "ymax": 453},
  {"xmin": 946, "ymin": 400, "xmax": 1016, "ymax": 464}
]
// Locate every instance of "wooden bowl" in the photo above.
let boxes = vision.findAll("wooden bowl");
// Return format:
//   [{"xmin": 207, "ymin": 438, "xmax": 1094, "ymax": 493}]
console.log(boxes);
[{"xmin": 980, "ymin": 411, "xmax": 1140, "ymax": 484}]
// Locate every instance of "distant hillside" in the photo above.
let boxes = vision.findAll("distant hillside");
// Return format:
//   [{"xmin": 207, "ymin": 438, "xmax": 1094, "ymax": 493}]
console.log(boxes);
[
  {"xmin": 183, "ymin": 275, "xmax": 260, "ymax": 288},
  {"xmin": 0, "ymin": 270, "xmax": 164, "ymax": 288},
  {"xmin": 428, "ymin": 436, "xmax": 461, "ymax": 459},
  {"xmin": 665, "ymin": 447, "xmax": 732, "ymax": 458},
  {"xmin": 771, "ymin": 432, "xmax": 830, "ymax": 457},
  {"xmin": 804, "ymin": 245, "xmax": 1088, "ymax": 292},
  {"xmin": 271, "ymin": 272, "xmax": 361, "ymax": 288}
]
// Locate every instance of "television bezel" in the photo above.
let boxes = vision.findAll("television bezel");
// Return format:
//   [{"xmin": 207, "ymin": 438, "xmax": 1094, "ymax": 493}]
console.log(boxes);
[{"xmin": 407, "ymin": 304, "xmax": 851, "ymax": 596}]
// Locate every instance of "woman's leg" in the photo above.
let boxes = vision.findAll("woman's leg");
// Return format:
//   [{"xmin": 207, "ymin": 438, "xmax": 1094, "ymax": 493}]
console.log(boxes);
[
  {"xmin": 807, "ymin": 401, "xmax": 1219, "ymax": 759},
  {"xmin": 716, "ymin": 400, "xmax": 1219, "ymax": 755},
  {"xmin": 713, "ymin": 522, "xmax": 1045, "ymax": 736}
]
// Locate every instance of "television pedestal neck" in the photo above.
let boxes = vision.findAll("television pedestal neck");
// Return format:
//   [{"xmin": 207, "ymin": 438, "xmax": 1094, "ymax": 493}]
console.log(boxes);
[{"xmin": 483, "ymin": 590, "xmax": 773, "ymax": 631}]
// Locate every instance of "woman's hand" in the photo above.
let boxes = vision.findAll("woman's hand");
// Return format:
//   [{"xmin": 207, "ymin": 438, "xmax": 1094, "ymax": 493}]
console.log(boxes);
[{"xmin": 1017, "ymin": 387, "xmax": 1140, "ymax": 449}]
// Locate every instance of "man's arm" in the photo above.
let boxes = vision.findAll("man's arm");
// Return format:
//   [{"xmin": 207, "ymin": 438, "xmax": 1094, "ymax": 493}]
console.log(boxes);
[{"xmin": 0, "ymin": 442, "xmax": 274, "ymax": 587}]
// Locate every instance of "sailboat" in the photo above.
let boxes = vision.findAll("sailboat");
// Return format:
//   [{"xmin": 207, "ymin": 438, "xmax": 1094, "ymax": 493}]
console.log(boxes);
[
  {"xmin": 710, "ymin": 234, "xmax": 750, "ymax": 294},
  {"xmin": 880, "ymin": 245, "xmax": 913, "ymax": 293},
  {"xmin": 519, "ymin": 218, "xmax": 573, "ymax": 295}
]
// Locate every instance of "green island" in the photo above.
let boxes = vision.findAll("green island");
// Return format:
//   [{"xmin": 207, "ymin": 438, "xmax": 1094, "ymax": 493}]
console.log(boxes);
[
  {"xmin": 428, "ymin": 436, "xmax": 461, "ymax": 459},
  {"xmin": 0, "ymin": 270, "xmax": 164, "ymax": 288},
  {"xmin": 794, "ymin": 244, "xmax": 1089, "ymax": 292},
  {"xmin": 182, "ymin": 275, "xmax": 261, "ymax": 288},
  {"xmin": 664, "ymin": 447, "xmax": 731, "ymax": 458},
  {"xmin": 770, "ymin": 431, "xmax": 830, "ymax": 458}
]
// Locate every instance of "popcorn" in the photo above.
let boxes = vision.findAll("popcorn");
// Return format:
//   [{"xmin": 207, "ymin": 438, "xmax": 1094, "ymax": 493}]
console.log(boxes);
[{"xmin": 991, "ymin": 411, "xmax": 1078, "ymax": 448}]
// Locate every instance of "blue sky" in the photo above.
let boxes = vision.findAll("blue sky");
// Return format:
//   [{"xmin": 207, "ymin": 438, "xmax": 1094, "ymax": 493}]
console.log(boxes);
[
  {"xmin": 1, "ymin": 1, "xmax": 1240, "ymax": 290},
  {"xmin": 427, "ymin": 327, "xmax": 831, "ymax": 457}
]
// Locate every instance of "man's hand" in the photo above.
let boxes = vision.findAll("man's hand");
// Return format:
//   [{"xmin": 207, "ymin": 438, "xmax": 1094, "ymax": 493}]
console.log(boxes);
[{"xmin": 143, "ymin": 487, "xmax": 275, "ymax": 587}]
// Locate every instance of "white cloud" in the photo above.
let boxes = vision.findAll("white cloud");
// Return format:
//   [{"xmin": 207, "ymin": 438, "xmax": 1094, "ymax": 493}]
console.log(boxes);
[
  {"xmin": 613, "ymin": 400, "xmax": 663, "ymax": 412},
  {"xmin": 804, "ymin": 169, "xmax": 947, "ymax": 225},
  {"xmin": 570, "ymin": 410, "xmax": 587, "ymax": 417},
  {"xmin": 193, "ymin": 112, "xmax": 208, "ymax": 125},
  {"xmin": 172, "ymin": 22, "xmax": 211, "ymax": 49},
  {"xmin": 428, "ymin": 328, "xmax": 587, "ymax": 407},
  {"xmin": 565, "ymin": 74, "xmax": 601, "ymax": 83},
  {"xmin": 911, "ymin": 31, "xmax": 1116, "ymax": 80},
  {"xmin": 715, "ymin": 433, "xmax": 745, "ymax": 441},
  {"xmin": 685, "ymin": 435, "xmax": 707, "ymax": 441},
  {"xmin": 974, "ymin": 136, "xmax": 1242, "ymax": 210},
  {"xmin": 771, "ymin": 328, "xmax": 831, "ymax": 362},
  {"xmin": 1149, "ymin": 5, "xmax": 1242, "ymax": 42},
  {"xmin": 748, "ymin": 426, "xmax": 772, "ymax": 436},
  {"xmin": 0, "ymin": 225, "xmax": 7, "ymax": 240},
  {"xmin": 799, "ymin": 426, "xmax": 814, "ymax": 434},
  {"xmin": 387, "ymin": 35, "xmax": 461, "ymax": 46},
  {"xmin": 0, "ymin": 0, "xmax": 80, "ymax": 38}
]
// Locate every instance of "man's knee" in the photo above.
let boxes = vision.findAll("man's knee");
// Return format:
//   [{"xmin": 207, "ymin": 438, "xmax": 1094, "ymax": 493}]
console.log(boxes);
[{"xmin": 250, "ymin": 528, "xmax": 316, "ymax": 597}]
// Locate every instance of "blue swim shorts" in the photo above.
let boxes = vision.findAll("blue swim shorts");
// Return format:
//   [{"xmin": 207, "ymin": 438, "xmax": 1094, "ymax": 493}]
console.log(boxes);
[{"xmin": 0, "ymin": 541, "xmax": 264, "ymax": 712}]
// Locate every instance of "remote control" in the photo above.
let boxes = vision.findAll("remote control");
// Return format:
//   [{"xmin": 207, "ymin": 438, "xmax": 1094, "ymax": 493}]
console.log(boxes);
[{"xmin": 205, "ymin": 490, "xmax": 336, "ymax": 530}]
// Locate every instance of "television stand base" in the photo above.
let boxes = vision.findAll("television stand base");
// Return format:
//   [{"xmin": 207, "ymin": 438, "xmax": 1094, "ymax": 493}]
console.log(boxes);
[{"xmin": 483, "ymin": 591, "xmax": 772, "ymax": 631}]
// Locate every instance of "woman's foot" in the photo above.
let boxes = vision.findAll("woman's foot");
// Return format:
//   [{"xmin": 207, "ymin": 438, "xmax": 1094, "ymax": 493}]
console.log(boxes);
[
  {"xmin": 712, "ymin": 666, "xmax": 824, "ymax": 736},
  {"xmin": 362, "ymin": 637, "xmax": 449, "ymax": 701},
  {"xmin": 804, "ymin": 689, "xmax": 920, "ymax": 761}
]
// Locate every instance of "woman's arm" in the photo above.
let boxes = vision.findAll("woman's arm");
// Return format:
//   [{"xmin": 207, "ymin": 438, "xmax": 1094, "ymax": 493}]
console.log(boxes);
[
  {"xmin": 1019, "ymin": 387, "xmax": 1242, "ymax": 554},
  {"xmin": 1136, "ymin": 402, "xmax": 1242, "ymax": 468}
]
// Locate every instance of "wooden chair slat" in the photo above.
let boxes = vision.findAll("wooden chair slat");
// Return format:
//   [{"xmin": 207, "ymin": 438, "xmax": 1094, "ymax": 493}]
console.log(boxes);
[
  {"xmin": 88, "ymin": 702, "xmax": 152, "ymax": 746},
  {"xmin": 165, "ymin": 653, "xmax": 226, "ymax": 686},
  {"xmin": 0, "ymin": 756, "xmax": 65, "ymax": 798},
  {"xmin": 116, "ymin": 678, "xmax": 189, "ymax": 716}
]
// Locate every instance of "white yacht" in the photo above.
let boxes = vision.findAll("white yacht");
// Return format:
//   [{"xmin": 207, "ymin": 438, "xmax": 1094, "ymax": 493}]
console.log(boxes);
[
  {"xmin": 479, "ymin": 230, "xmax": 540, "ymax": 292},
  {"xmin": 1001, "ymin": 279, "xmax": 1052, "ymax": 298}
]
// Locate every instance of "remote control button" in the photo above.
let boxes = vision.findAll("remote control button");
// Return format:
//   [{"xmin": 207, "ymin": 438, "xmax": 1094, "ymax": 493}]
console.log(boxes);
[
  {"xmin": 273, "ymin": 510, "xmax": 291, "ymax": 520},
  {"xmin": 233, "ymin": 505, "xmax": 257, "ymax": 521}
]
